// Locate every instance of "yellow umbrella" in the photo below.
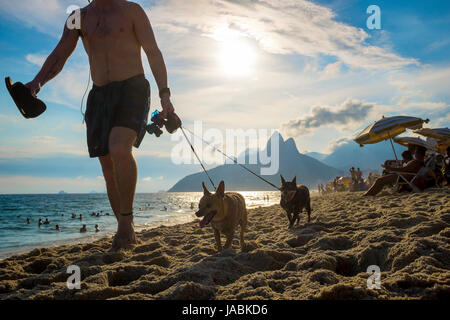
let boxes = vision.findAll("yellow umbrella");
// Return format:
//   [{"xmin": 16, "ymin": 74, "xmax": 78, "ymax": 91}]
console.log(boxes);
[
  {"xmin": 354, "ymin": 116, "xmax": 429, "ymax": 160},
  {"xmin": 393, "ymin": 136, "xmax": 438, "ymax": 152},
  {"xmin": 414, "ymin": 128, "xmax": 450, "ymax": 143}
]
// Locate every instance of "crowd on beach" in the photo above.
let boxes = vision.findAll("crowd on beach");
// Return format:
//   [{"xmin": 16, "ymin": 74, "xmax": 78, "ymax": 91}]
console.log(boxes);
[{"xmin": 318, "ymin": 145, "xmax": 450, "ymax": 196}]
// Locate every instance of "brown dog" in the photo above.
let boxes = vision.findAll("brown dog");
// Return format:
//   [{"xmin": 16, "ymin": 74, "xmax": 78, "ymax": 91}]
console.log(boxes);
[
  {"xmin": 280, "ymin": 175, "xmax": 311, "ymax": 228},
  {"xmin": 195, "ymin": 181, "xmax": 247, "ymax": 252}
]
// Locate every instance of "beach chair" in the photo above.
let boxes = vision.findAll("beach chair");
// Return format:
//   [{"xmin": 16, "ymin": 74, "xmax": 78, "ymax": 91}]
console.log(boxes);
[{"xmin": 388, "ymin": 154, "xmax": 437, "ymax": 193}]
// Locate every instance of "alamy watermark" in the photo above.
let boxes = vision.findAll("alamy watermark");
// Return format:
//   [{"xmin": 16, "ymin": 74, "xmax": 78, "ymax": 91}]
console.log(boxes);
[
  {"xmin": 367, "ymin": 5, "xmax": 381, "ymax": 30},
  {"xmin": 366, "ymin": 265, "xmax": 381, "ymax": 289},
  {"xmin": 67, "ymin": 265, "xmax": 81, "ymax": 290},
  {"xmin": 66, "ymin": 5, "xmax": 81, "ymax": 30}
]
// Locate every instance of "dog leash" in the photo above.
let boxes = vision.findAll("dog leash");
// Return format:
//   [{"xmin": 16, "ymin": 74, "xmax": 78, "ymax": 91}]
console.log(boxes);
[
  {"xmin": 181, "ymin": 126, "xmax": 281, "ymax": 191},
  {"xmin": 180, "ymin": 126, "xmax": 217, "ymax": 191}
]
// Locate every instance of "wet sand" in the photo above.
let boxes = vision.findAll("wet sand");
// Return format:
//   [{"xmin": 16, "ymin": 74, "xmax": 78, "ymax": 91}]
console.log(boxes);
[{"xmin": 1, "ymin": 188, "xmax": 449, "ymax": 300}]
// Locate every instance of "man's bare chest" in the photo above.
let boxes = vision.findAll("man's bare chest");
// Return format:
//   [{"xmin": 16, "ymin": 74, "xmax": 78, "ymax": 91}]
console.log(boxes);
[{"xmin": 81, "ymin": 10, "xmax": 133, "ymax": 41}]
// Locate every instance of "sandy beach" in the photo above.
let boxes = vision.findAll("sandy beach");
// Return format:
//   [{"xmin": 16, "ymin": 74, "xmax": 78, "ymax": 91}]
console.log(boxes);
[{"xmin": 0, "ymin": 189, "xmax": 449, "ymax": 300}]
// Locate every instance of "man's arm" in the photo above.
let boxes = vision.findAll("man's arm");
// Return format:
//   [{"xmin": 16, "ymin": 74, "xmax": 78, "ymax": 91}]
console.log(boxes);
[
  {"xmin": 131, "ymin": 3, "xmax": 174, "ymax": 117},
  {"xmin": 387, "ymin": 160, "xmax": 421, "ymax": 173},
  {"xmin": 26, "ymin": 17, "xmax": 79, "ymax": 95}
]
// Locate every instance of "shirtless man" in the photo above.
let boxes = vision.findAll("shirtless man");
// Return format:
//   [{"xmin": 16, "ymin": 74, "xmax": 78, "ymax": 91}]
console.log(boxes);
[{"xmin": 25, "ymin": 0, "xmax": 174, "ymax": 249}]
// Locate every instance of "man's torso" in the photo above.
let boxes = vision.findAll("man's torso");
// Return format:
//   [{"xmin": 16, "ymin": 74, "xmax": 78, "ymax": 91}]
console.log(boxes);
[{"xmin": 80, "ymin": 1, "xmax": 144, "ymax": 86}]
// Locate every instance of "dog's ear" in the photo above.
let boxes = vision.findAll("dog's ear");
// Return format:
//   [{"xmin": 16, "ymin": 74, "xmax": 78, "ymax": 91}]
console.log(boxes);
[
  {"xmin": 202, "ymin": 181, "xmax": 211, "ymax": 195},
  {"xmin": 292, "ymin": 176, "xmax": 297, "ymax": 185},
  {"xmin": 280, "ymin": 175, "xmax": 286, "ymax": 185},
  {"xmin": 216, "ymin": 180, "xmax": 225, "ymax": 198}
]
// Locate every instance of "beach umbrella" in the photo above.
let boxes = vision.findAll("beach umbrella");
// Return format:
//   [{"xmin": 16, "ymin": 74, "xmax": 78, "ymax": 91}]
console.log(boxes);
[
  {"xmin": 354, "ymin": 116, "xmax": 429, "ymax": 160},
  {"xmin": 413, "ymin": 128, "xmax": 450, "ymax": 143},
  {"xmin": 414, "ymin": 128, "xmax": 450, "ymax": 154},
  {"xmin": 393, "ymin": 136, "xmax": 438, "ymax": 152}
]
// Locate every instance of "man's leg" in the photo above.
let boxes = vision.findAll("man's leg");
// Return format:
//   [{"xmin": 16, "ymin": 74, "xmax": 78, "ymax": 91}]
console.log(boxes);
[
  {"xmin": 98, "ymin": 155, "xmax": 121, "ymax": 221},
  {"xmin": 364, "ymin": 174, "xmax": 398, "ymax": 196},
  {"xmin": 109, "ymin": 126, "xmax": 138, "ymax": 248}
]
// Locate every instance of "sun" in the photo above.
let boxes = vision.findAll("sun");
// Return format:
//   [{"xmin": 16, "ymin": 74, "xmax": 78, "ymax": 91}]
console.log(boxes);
[{"xmin": 213, "ymin": 27, "xmax": 256, "ymax": 77}]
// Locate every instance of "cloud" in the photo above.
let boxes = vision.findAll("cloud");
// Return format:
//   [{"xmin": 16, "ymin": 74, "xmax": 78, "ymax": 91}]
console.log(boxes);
[
  {"xmin": 327, "ymin": 137, "xmax": 352, "ymax": 153},
  {"xmin": 26, "ymin": 52, "xmax": 90, "ymax": 109},
  {"xmin": 149, "ymin": 0, "xmax": 418, "ymax": 70},
  {"xmin": 281, "ymin": 99, "xmax": 375, "ymax": 137},
  {"xmin": 0, "ymin": 134, "xmax": 87, "ymax": 159},
  {"xmin": 0, "ymin": 175, "xmax": 105, "ymax": 194},
  {"xmin": 26, "ymin": 54, "xmax": 46, "ymax": 66},
  {"xmin": 0, "ymin": 0, "xmax": 87, "ymax": 37}
]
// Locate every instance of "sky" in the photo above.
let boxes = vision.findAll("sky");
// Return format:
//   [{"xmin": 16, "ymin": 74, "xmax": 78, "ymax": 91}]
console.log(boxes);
[{"xmin": 0, "ymin": 0, "xmax": 449, "ymax": 193}]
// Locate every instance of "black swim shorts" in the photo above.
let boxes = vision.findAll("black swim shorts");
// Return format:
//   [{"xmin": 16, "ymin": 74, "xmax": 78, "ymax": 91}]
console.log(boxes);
[{"xmin": 85, "ymin": 74, "xmax": 150, "ymax": 158}]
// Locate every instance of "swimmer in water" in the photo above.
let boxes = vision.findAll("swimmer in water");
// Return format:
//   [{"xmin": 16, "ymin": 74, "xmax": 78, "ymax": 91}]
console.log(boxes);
[
  {"xmin": 71, "ymin": 213, "xmax": 76, "ymax": 219},
  {"xmin": 38, "ymin": 219, "xmax": 43, "ymax": 227},
  {"xmin": 80, "ymin": 225, "xmax": 87, "ymax": 233},
  {"xmin": 79, "ymin": 214, "xmax": 83, "ymax": 220},
  {"xmin": 96, "ymin": 213, "xmax": 100, "ymax": 217},
  {"xmin": 44, "ymin": 218, "xmax": 50, "ymax": 225},
  {"xmin": 26, "ymin": 218, "xmax": 30, "ymax": 224},
  {"xmin": 55, "ymin": 224, "xmax": 60, "ymax": 231},
  {"xmin": 95, "ymin": 224, "xmax": 100, "ymax": 232}
]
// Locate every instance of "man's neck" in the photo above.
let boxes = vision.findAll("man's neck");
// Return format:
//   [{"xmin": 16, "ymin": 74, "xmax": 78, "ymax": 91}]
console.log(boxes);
[{"xmin": 94, "ymin": 0, "xmax": 115, "ymax": 8}]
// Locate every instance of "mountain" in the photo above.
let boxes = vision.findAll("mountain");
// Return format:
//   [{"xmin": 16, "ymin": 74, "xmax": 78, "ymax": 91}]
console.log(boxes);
[
  {"xmin": 168, "ymin": 133, "xmax": 344, "ymax": 192},
  {"xmin": 305, "ymin": 152, "xmax": 328, "ymax": 162},
  {"xmin": 321, "ymin": 139, "xmax": 406, "ymax": 172}
]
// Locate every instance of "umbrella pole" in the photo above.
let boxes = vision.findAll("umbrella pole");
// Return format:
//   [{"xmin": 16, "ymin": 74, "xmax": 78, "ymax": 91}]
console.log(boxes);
[{"xmin": 388, "ymin": 133, "xmax": 398, "ymax": 160}]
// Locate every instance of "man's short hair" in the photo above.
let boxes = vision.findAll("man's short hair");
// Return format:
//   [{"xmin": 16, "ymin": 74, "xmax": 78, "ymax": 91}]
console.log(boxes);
[
  {"xmin": 415, "ymin": 146, "xmax": 426, "ymax": 157},
  {"xmin": 401, "ymin": 150, "xmax": 413, "ymax": 160}
]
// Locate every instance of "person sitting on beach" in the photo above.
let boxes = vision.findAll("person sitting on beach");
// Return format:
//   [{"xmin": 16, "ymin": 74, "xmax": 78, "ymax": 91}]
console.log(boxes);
[
  {"xmin": 80, "ymin": 225, "xmax": 87, "ymax": 233},
  {"xmin": 433, "ymin": 154, "xmax": 445, "ymax": 187},
  {"xmin": 443, "ymin": 146, "xmax": 450, "ymax": 186},
  {"xmin": 401, "ymin": 150, "xmax": 413, "ymax": 166},
  {"xmin": 38, "ymin": 219, "xmax": 43, "ymax": 227},
  {"xmin": 26, "ymin": 218, "xmax": 30, "ymax": 224},
  {"xmin": 364, "ymin": 146, "xmax": 427, "ymax": 196},
  {"xmin": 95, "ymin": 225, "xmax": 100, "ymax": 232},
  {"xmin": 44, "ymin": 218, "xmax": 50, "ymax": 225},
  {"xmin": 55, "ymin": 224, "xmax": 60, "ymax": 231}
]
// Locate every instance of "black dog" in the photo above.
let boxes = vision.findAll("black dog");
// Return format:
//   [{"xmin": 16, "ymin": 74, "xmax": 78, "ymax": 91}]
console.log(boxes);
[{"xmin": 280, "ymin": 175, "xmax": 311, "ymax": 228}]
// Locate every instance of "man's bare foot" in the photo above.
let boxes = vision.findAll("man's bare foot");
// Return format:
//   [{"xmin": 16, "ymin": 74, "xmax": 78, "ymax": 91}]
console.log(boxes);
[{"xmin": 111, "ymin": 215, "xmax": 136, "ymax": 250}]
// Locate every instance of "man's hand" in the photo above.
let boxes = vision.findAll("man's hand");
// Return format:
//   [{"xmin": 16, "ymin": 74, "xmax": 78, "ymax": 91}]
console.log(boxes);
[
  {"xmin": 25, "ymin": 80, "xmax": 41, "ymax": 97},
  {"xmin": 160, "ymin": 96, "xmax": 175, "ymax": 119}
]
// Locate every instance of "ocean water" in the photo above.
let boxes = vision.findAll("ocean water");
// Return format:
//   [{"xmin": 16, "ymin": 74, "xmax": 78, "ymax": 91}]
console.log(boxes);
[{"xmin": 0, "ymin": 191, "xmax": 280, "ymax": 259}]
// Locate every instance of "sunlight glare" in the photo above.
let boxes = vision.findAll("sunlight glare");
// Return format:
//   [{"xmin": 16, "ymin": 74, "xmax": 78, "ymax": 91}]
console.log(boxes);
[{"xmin": 213, "ymin": 27, "xmax": 257, "ymax": 77}]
